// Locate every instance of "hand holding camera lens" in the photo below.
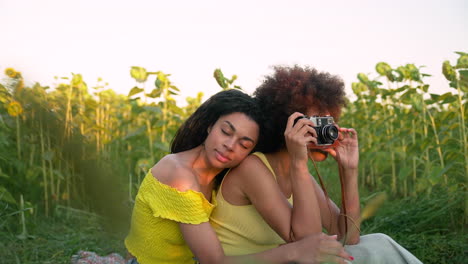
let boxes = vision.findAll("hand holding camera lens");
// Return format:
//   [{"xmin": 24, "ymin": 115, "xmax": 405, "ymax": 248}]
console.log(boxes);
[{"xmin": 326, "ymin": 127, "xmax": 359, "ymax": 170}]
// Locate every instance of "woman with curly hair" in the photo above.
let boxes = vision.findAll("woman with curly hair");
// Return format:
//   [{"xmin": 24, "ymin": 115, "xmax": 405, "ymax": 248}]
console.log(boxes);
[{"xmin": 210, "ymin": 66, "xmax": 423, "ymax": 264}]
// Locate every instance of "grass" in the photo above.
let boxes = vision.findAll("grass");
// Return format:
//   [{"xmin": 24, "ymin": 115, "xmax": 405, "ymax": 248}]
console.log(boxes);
[
  {"xmin": 360, "ymin": 189, "xmax": 468, "ymax": 264},
  {"xmin": 0, "ymin": 207, "xmax": 127, "ymax": 264},
  {"xmin": 0, "ymin": 191, "xmax": 466, "ymax": 264},
  {"xmin": 313, "ymin": 158, "xmax": 467, "ymax": 263}
]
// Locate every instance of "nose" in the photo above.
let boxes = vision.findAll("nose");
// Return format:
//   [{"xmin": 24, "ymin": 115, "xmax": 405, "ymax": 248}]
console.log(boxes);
[{"xmin": 223, "ymin": 137, "xmax": 235, "ymax": 151}]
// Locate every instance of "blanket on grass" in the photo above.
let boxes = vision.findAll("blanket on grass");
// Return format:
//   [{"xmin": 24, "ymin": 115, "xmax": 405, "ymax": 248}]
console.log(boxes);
[{"xmin": 71, "ymin": 251, "xmax": 127, "ymax": 264}]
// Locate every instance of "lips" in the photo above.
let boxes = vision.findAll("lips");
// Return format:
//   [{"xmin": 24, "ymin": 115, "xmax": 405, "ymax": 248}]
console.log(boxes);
[
  {"xmin": 308, "ymin": 148, "xmax": 329, "ymax": 162},
  {"xmin": 215, "ymin": 150, "xmax": 231, "ymax": 163},
  {"xmin": 311, "ymin": 149, "xmax": 328, "ymax": 155}
]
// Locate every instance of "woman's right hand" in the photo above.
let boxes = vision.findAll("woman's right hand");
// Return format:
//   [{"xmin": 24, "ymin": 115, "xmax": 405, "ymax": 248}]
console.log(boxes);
[
  {"xmin": 291, "ymin": 233, "xmax": 352, "ymax": 264},
  {"xmin": 284, "ymin": 112, "xmax": 317, "ymax": 163}
]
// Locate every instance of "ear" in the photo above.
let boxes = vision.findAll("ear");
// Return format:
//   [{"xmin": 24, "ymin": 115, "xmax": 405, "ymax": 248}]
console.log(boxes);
[{"xmin": 207, "ymin": 126, "xmax": 212, "ymax": 134}]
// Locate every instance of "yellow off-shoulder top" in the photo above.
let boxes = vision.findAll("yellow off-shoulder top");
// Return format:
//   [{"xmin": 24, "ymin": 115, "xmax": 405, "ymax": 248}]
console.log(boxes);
[{"xmin": 125, "ymin": 170, "xmax": 216, "ymax": 264}]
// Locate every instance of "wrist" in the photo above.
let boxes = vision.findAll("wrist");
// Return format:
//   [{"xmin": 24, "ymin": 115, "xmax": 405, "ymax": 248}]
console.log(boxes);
[
  {"xmin": 289, "ymin": 152, "xmax": 308, "ymax": 164},
  {"xmin": 342, "ymin": 166, "xmax": 358, "ymax": 172},
  {"xmin": 290, "ymin": 160, "xmax": 309, "ymax": 174},
  {"xmin": 339, "ymin": 167, "xmax": 359, "ymax": 186},
  {"xmin": 339, "ymin": 162, "xmax": 359, "ymax": 171},
  {"xmin": 281, "ymin": 243, "xmax": 297, "ymax": 262}
]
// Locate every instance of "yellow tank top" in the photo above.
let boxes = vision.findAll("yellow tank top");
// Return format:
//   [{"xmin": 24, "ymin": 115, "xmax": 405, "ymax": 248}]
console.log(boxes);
[
  {"xmin": 125, "ymin": 170, "xmax": 216, "ymax": 264},
  {"xmin": 210, "ymin": 152, "xmax": 293, "ymax": 255}
]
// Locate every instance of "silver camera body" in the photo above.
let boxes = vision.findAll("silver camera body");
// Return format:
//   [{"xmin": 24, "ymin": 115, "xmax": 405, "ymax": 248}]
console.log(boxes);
[{"xmin": 305, "ymin": 116, "xmax": 339, "ymax": 146}]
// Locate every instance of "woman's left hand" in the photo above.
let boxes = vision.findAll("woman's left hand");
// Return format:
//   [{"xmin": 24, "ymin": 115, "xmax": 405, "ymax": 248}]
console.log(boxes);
[{"xmin": 323, "ymin": 127, "xmax": 359, "ymax": 170}]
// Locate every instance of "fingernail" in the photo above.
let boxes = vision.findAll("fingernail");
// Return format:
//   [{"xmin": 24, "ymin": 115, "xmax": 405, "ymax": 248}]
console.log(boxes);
[{"xmin": 350, "ymin": 256, "xmax": 354, "ymax": 261}]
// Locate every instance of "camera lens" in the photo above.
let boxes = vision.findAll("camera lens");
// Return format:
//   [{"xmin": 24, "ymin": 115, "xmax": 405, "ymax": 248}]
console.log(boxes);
[{"xmin": 322, "ymin": 125, "xmax": 339, "ymax": 141}]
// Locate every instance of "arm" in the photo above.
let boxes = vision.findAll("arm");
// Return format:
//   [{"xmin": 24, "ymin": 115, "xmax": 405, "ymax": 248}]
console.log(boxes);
[
  {"xmin": 221, "ymin": 157, "xmax": 299, "ymax": 242},
  {"xmin": 285, "ymin": 113, "xmax": 324, "ymax": 239},
  {"xmin": 180, "ymin": 222, "xmax": 350, "ymax": 264},
  {"xmin": 223, "ymin": 112, "xmax": 323, "ymax": 242},
  {"xmin": 314, "ymin": 127, "xmax": 361, "ymax": 244}
]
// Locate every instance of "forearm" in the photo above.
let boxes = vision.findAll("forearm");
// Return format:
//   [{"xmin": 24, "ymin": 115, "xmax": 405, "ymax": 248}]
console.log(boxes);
[
  {"xmin": 224, "ymin": 233, "xmax": 351, "ymax": 264},
  {"xmin": 183, "ymin": 222, "xmax": 297, "ymax": 264},
  {"xmin": 290, "ymin": 160, "xmax": 322, "ymax": 240},
  {"xmin": 194, "ymin": 244, "xmax": 295, "ymax": 264},
  {"xmin": 337, "ymin": 167, "xmax": 360, "ymax": 244},
  {"xmin": 222, "ymin": 244, "xmax": 296, "ymax": 264}
]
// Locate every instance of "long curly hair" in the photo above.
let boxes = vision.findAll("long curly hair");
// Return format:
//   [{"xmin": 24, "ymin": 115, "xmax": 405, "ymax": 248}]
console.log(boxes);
[
  {"xmin": 171, "ymin": 89, "xmax": 263, "ymax": 154},
  {"xmin": 254, "ymin": 65, "xmax": 346, "ymax": 153}
]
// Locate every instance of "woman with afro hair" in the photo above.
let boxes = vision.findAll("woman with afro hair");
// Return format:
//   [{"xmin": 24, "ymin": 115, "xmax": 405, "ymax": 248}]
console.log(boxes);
[{"xmin": 210, "ymin": 66, "xmax": 422, "ymax": 264}]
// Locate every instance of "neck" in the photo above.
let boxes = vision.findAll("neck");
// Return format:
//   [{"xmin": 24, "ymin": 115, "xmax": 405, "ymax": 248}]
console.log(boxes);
[
  {"xmin": 268, "ymin": 149, "xmax": 291, "ymax": 177},
  {"xmin": 191, "ymin": 145, "xmax": 223, "ymax": 186}
]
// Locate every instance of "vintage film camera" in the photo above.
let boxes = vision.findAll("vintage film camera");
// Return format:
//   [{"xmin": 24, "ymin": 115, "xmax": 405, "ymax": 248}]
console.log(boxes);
[{"xmin": 295, "ymin": 116, "xmax": 339, "ymax": 147}]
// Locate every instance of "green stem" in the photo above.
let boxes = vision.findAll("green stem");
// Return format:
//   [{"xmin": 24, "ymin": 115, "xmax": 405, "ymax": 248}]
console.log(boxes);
[
  {"xmin": 16, "ymin": 116, "xmax": 21, "ymax": 159},
  {"xmin": 422, "ymin": 101, "xmax": 430, "ymax": 162},
  {"xmin": 64, "ymin": 83, "xmax": 73, "ymax": 142},
  {"xmin": 18, "ymin": 194, "xmax": 28, "ymax": 238},
  {"xmin": 96, "ymin": 106, "xmax": 100, "ymax": 154},
  {"xmin": 383, "ymin": 98, "xmax": 397, "ymax": 194},
  {"xmin": 39, "ymin": 122, "xmax": 49, "ymax": 217},
  {"xmin": 421, "ymin": 94, "xmax": 432, "ymax": 196},
  {"xmin": 362, "ymin": 98, "xmax": 374, "ymax": 187},
  {"xmin": 47, "ymin": 132, "xmax": 56, "ymax": 204},
  {"xmin": 146, "ymin": 119, "xmax": 154, "ymax": 162},
  {"xmin": 67, "ymin": 164, "xmax": 71, "ymax": 210},
  {"xmin": 427, "ymin": 109, "xmax": 446, "ymax": 183},
  {"xmin": 401, "ymin": 120, "xmax": 407, "ymax": 197},
  {"xmin": 455, "ymin": 78, "xmax": 468, "ymax": 224},
  {"xmin": 411, "ymin": 119, "xmax": 417, "ymax": 196},
  {"xmin": 162, "ymin": 82, "xmax": 168, "ymax": 144}
]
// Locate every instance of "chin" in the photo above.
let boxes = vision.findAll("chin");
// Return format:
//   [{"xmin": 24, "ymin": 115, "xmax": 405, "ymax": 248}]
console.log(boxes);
[{"xmin": 308, "ymin": 150, "xmax": 328, "ymax": 162}]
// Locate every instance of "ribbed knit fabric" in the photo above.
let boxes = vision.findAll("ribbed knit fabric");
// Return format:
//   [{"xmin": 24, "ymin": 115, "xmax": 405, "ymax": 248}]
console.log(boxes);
[
  {"xmin": 125, "ymin": 170, "xmax": 215, "ymax": 264},
  {"xmin": 210, "ymin": 152, "xmax": 292, "ymax": 255}
]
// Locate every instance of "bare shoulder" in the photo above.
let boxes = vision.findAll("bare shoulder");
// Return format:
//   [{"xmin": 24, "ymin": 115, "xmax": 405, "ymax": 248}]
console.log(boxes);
[
  {"xmin": 151, "ymin": 154, "xmax": 200, "ymax": 192},
  {"xmin": 223, "ymin": 153, "xmax": 281, "ymax": 205},
  {"xmin": 222, "ymin": 154, "xmax": 267, "ymax": 204},
  {"xmin": 228, "ymin": 154, "xmax": 274, "ymax": 183}
]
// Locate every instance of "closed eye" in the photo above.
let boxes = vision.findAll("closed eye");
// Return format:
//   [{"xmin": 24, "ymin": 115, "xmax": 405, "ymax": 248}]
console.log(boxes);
[
  {"xmin": 221, "ymin": 129, "xmax": 231, "ymax": 136},
  {"xmin": 240, "ymin": 140, "xmax": 254, "ymax": 149}
]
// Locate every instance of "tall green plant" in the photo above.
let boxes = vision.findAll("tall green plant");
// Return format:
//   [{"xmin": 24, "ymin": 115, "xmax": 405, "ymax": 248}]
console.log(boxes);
[
  {"xmin": 129, "ymin": 66, "xmax": 182, "ymax": 160},
  {"xmin": 442, "ymin": 51, "xmax": 468, "ymax": 223},
  {"xmin": 346, "ymin": 58, "xmax": 464, "ymax": 199}
]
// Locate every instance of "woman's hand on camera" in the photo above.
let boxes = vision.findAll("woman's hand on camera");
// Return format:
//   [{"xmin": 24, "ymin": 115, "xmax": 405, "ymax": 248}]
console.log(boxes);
[
  {"xmin": 324, "ymin": 126, "xmax": 359, "ymax": 170},
  {"xmin": 284, "ymin": 113, "xmax": 317, "ymax": 163}
]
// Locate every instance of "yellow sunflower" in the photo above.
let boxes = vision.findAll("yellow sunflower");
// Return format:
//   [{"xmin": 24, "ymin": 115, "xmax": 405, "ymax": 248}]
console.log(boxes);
[
  {"xmin": 7, "ymin": 101, "xmax": 23, "ymax": 117},
  {"xmin": 5, "ymin": 68, "xmax": 18, "ymax": 78}
]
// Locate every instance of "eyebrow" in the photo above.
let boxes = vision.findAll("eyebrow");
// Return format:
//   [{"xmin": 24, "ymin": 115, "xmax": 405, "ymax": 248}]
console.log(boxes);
[{"xmin": 224, "ymin": 120, "xmax": 255, "ymax": 143}]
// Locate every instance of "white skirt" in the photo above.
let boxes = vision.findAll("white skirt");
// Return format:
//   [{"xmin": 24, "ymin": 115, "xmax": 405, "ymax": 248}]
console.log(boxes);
[{"xmin": 344, "ymin": 233, "xmax": 423, "ymax": 264}]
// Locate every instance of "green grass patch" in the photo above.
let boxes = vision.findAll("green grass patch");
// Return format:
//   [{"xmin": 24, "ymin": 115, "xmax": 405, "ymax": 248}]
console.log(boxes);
[
  {"xmin": 1, "ymin": 190, "xmax": 466, "ymax": 263},
  {"xmin": 361, "ymin": 190, "xmax": 467, "ymax": 264},
  {"xmin": 0, "ymin": 207, "xmax": 126, "ymax": 264}
]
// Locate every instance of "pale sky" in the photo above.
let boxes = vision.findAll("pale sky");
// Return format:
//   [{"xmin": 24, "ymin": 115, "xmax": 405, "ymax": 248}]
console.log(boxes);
[{"xmin": 1, "ymin": 0, "xmax": 467, "ymax": 104}]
